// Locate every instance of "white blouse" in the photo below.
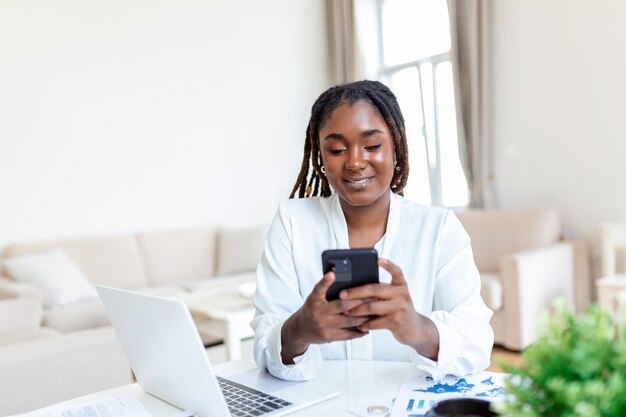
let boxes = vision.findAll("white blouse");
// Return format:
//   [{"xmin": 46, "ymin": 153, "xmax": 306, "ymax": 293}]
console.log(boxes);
[{"xmin": 251, "ymin": 192, "xmax": 493, "ymax": 381}]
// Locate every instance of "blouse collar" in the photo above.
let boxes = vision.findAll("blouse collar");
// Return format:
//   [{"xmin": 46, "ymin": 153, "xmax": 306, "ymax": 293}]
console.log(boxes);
[{"xmin": 329, "ymin": 190, "xmax": 400, "ymax": 259}]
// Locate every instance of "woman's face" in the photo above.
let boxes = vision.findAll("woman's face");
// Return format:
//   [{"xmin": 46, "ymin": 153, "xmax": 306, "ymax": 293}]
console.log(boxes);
[{"xmin": 318, "ymin": 101, "xmax": 395, "ymax": 209}]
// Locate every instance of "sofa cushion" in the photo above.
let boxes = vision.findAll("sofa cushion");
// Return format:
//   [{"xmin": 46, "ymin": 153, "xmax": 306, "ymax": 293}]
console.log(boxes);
[
  {"xmin": 4, "ymin": 250, "xmax": 98, "ymax": 308},
  {"xmin": 134, "ymin": 285, "xmax": 188, "ymax": 298},
  {"xmin": 180, "ymin": 271, "xmax": 256, "ymax": 293},
  {"xmin": 480, "ymin": 272, "xmax": 503, "ymax": 312},
  {"xmin": 0, "ymin": 327, "xmax": 131, "ymax": 416},
  {"xmin": 138, "ymin": 227, "xmax": 216, "ymax": 286},
  {"xmin": 3, "ymin": 235, "xmax": 149, "ymax": 289},
  {"xmin": 0, "ymin": 298, "xmax": 43, "ymax": 334},
  {"xmin": 457, "ymin": 209, "xmax": 562, "ymax": 272},
  {"xmin": 43, "ymin": 300, "xmax": 110, "ymax": 333},
  {"xmin": 0, "ymin": 327, "xmax": 59, "ymax": 346},
  {"xmin": 215, "ymin": 225, "xmax": 267, "ymax": 276}
]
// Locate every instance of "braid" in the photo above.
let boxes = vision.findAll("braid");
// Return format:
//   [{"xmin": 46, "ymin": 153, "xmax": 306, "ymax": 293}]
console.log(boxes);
[
  {"xmin": 290, "ymin": 80, "xmax": 410, "ymax": 198},
  {"xmin": 289, "ymin": 126, "xmax": 312, "ymax": 198}
]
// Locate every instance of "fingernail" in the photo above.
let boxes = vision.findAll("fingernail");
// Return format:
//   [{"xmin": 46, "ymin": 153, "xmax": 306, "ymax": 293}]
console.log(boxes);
[{"xmin": 339, "ymin": 290, "xmax": 348, "ymax": 298}]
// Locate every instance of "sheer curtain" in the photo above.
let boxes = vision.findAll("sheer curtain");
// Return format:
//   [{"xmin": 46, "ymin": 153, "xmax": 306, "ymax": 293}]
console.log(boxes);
[
  {"xmin": 448, "ymin": 0, "xmax": 498, "ymax": 208},
  {"xmin": 326, "ymin": 0, "xmax": 362, "ymax": 84}
]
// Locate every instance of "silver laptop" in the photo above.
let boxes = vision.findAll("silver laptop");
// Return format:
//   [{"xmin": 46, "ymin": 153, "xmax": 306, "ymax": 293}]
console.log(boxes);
[{"xmin": 97, "ymin": 285, "xmax": 339, "ymax": 417}]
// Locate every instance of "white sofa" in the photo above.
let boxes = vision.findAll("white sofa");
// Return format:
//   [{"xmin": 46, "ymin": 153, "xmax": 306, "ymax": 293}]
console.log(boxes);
[
  {"xmin": 0, "ymin": 297, "xmax": 131, "ymax": 416},
  {"xmin": 457, "ymin": 209, "xmax": 591, "ymax": 350},
  {"xmin": 0, "ymin": 224, "xmax": 266, "ymax": 415},
  {"xmin": 0, "ymin": 225, "xmax": 266, "ymax": 333}
]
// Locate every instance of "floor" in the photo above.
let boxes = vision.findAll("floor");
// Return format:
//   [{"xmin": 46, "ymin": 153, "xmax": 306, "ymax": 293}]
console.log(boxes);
[
  {"xmin": 207, "ymin": 339, "xmax": 523, "ymax": 373},
  {"xmin": 487, "ymin": 345, "xmax": 523, "ymax": 372}
]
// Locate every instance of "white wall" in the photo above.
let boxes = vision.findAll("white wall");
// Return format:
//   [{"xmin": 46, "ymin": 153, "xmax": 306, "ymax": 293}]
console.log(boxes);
[
  {"xmin": 490, "ymin": 0, "xmax": 626, "ymax": 249},
  {"xmin": 0, "ymin": 0, "xmax": 329, "ymax": 247}
]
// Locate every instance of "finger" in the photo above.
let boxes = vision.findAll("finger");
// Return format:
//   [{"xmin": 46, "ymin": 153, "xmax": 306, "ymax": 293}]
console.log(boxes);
[
  {"xmin": 356, "ymin": 315, "xmax": 389, "ymax": 332},
  {"xmin": 378, "ymin": 258, "xmax": 407, "ymax": 285},
  {"xmin": 346, "ymin": 299, "xmax": 396, "ymax": 317},
  {"xmin": 337, "ymin": 329, "xmax": 369, "ymax": 340},
  {"xmin": 311, "ymin": 271, "xmax": 336, "ymax": 299},
  {"xmin": 327, "ymin": 298, "xmax": 371, "ymax": 314},
  {"xmin": 340, "ymin": 282, "xmax": 395, "ymax": 300},
  {"xmin": 335, "ymin": 314, "xmax": 371, "ymax": 329}
]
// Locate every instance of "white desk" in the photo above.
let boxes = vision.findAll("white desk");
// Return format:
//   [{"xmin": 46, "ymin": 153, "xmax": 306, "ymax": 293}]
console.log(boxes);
[{"xmin": 39, "ymin": 360, "xmax": 414, "ymax": 417}]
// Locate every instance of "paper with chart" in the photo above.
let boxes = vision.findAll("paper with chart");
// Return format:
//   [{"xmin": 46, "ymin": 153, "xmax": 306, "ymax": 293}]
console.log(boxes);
[{"xmin": 389, "ymin": 371, "xmax": 506, "ymax": 417}]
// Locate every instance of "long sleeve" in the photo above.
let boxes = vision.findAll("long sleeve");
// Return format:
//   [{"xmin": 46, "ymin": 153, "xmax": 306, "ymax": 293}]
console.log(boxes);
[
  {"xmin": 250, "ymin": 204, "xmax": 322, "ymax": 381},
  {"xmin": 252, "ymin": 195, "xmax": 493, "ymax": 381},
  {"xmin": 409, "ymin": 211, "xmax": 494, "ymax": 379}
]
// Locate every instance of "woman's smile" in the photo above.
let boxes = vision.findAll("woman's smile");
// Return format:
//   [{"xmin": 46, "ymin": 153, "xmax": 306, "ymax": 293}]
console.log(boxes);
[{"xmin": 343, "ymin": 176, "xmax": 374, "ymax": 190}]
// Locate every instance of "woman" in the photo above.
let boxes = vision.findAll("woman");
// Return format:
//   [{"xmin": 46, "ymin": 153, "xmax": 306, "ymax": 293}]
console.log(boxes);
[{"xmin": 252, "ymin": 80, "xmax": 493, "ymax": 381}]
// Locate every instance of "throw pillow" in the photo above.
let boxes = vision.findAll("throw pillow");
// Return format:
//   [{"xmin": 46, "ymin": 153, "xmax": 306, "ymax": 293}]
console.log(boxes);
[
  {"xmin": 4, "ymin": 249, "xmax": 98, "ymax": 308},
  {"xmin": 216, "ymin": 225, "xmax": 268, "ymax": 276}
]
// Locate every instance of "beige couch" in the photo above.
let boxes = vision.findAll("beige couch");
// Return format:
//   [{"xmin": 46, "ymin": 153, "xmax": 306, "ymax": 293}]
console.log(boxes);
[
  {"xmin": 457, "ymin": 209, "xmax": 591, "ymax": 351},
  {"xmin": 0, "ymin": 225, "xmax": 266, "ymax": 333},
  {"xmin": 0, "ymin": 224, "xmax": 265, "ymax": 415},
  {"xmin": 0, "ymin": 297, "xmax": 131, "ymax": 416}
]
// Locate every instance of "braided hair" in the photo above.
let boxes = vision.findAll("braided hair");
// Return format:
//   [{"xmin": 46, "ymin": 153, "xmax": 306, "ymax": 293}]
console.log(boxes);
[{"xmin": 289, "ymin": 80, "xmax": 409, "ymax": 199}]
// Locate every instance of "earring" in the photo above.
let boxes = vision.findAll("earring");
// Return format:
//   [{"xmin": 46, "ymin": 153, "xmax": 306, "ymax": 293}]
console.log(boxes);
[
  {"xmin": 320, "ymin": 165, "xmax": 326, "ymax": 175},
  {"xmin": 394, "ymin": 161, "xmax": 400, "ymax": 172}
]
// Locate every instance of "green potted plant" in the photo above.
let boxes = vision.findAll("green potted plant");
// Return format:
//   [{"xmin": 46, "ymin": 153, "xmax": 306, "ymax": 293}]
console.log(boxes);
[{"xmin": 495, "ymin": 300, "xmax": 626, "ymax": 417}]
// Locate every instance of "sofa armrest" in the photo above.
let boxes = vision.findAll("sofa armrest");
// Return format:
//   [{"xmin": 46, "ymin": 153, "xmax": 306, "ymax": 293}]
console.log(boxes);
[
  {"xmin": 0, "ymin": 276, "xmax": 43, "ymax": 302},
  {"xmin": 500, "ymin": 242, "xmax": 576, "ymax": 350},
  {"xmin": 0, "ymin": 327, "xmax": 132, "ymax": 415},
  {"xmin": 0, "ymin": 298, "xmax": 43, "ymax": 334},
  {"xmin": 565, "ymin": 239, "xmax": 592, "ymax": 312}
]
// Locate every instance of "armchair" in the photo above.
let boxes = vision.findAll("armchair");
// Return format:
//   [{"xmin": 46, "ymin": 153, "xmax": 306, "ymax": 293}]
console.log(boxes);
[{"xmin": 457, "ymin": 209, "xmax": 591, "ymax": 350}]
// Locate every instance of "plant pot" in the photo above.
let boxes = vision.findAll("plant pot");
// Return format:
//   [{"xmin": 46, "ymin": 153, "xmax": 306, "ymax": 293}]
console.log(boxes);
[{"xmin": 425, "ymin": 398, "xmax": 497, "ymax": 417}]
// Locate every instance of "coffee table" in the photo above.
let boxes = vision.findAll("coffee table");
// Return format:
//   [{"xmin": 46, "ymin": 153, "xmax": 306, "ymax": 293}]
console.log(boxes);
[{"xmin": 182, "ymin": 288, "xmax": 255, "ymax": 361}]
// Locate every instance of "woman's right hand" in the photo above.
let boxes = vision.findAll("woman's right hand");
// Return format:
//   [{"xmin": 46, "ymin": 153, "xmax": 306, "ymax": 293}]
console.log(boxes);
[{"xmin": 280, "ymin": 271, "xmax": 371, "ymax": 364}]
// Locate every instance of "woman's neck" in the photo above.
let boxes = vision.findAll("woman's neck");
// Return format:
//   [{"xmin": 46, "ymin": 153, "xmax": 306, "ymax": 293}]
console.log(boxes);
[{"xmin": 339, "ymin": 192, "xmax": 391, "ymax": 248}]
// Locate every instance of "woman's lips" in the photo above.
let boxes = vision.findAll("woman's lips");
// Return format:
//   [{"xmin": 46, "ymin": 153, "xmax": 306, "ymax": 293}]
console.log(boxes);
[{"xmin": 343, "ymin": 176, "xmax": 373, "ymax": 190}]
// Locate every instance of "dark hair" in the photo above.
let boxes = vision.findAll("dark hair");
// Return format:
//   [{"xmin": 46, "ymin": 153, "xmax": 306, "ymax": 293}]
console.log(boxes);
[{"xmin": 289, "ymin": 80, "xmax": 409, "ymax": 199}]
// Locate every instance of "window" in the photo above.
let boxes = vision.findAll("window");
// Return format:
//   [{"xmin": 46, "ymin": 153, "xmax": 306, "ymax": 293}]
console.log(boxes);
[{"xmin": 366, "ymin": 0, "xmax": 468, "ymax": 207}]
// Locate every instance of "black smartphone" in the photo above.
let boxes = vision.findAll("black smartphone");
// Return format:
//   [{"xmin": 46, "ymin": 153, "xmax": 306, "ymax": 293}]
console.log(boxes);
[{"xmin": 322, "ymin": 248, "xmax": 379, "ymax": 301}]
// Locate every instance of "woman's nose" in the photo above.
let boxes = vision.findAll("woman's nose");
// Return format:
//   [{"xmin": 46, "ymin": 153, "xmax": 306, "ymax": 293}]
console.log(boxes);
[{"xmin": 346, "ymin": 148, "xmax": 366, "ymax": 171}]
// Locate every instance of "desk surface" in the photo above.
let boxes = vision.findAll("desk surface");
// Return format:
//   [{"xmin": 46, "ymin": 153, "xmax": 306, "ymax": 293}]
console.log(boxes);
[{"xmin": 47, "ymin": 360, "xmax": 414, "ymax": 416}]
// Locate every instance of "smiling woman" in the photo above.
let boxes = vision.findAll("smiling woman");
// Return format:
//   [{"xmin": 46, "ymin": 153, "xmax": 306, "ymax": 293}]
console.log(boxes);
[
  {"xmin": 252, "ymin": 80, "xmax": 493, "ymax": 382},
  {"xmin": 319, "ymin": 102, "xmax": 395, "ymax": 211}
]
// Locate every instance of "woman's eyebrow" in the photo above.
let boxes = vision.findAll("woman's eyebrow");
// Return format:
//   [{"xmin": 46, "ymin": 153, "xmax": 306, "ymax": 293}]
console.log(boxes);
[
  {"xmin": 323, "ymin": 133, "xmax": 345, "ymax": 141},
  {"xmin": 323, "ymin": 129, "xmax": 385, "ymax": 141},
  {"xmin": 362, "ymin": 129, "xmax": 385, "ymax": 137}
]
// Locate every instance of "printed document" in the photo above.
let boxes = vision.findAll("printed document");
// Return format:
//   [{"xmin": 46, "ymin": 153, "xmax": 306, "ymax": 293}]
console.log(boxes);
[
  {"xmin": 9, "ymin": 394, "xmax": 179, "ymax": 417},
  {"xmin": 389, "ymin": 371, "xmax": 506, "ymax": 417}
]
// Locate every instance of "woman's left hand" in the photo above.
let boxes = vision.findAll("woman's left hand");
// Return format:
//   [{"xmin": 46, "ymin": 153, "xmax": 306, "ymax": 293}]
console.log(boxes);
[{"xmin": 340, "ymin": 258, "xmax": 440, "ymax": 360}]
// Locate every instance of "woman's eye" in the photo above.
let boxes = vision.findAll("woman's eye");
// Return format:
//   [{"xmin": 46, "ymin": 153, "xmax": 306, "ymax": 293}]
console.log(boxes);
[
  {"xmin": 328, "ymin": 148, "xmax": 347, "ymax": 154},
  {"xmin": 365, "ymin": 144, "xmax": 381, "ymax": 151}
]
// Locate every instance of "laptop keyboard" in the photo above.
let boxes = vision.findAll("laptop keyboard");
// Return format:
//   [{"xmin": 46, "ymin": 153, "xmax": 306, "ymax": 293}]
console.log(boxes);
[{"xmin": 217, "ymin": 376, "xmax": 293, "ymax": 416}]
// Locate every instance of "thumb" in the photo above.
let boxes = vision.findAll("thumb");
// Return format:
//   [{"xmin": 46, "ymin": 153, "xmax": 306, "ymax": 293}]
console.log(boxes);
[
  {"xmin": 378, "ymin": 258, "xmax": 407, "ymax": 286},
  {"xmin": 312, "ymin": 271, "xmax": 336, "ymax": 298}
]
